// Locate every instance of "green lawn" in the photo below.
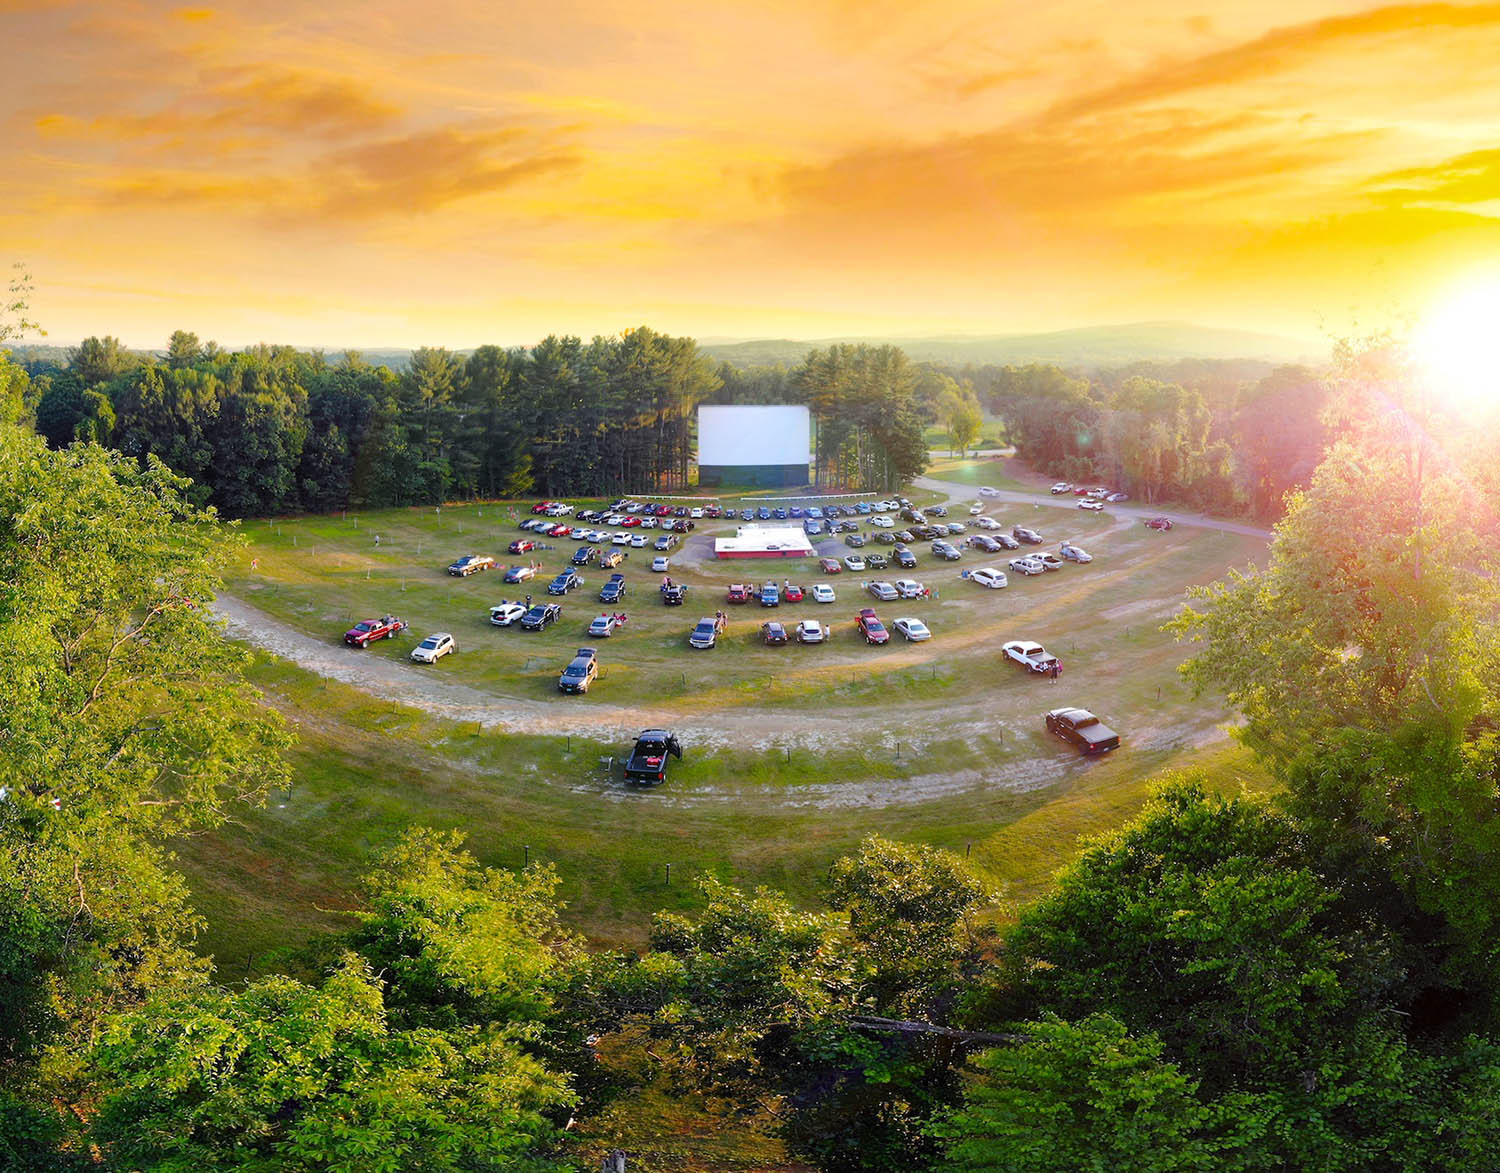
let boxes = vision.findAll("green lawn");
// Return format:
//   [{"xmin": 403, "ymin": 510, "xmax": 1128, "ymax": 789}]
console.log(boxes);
[
  {"xmin": 923, "ymin": 455, "xmax": 1033, "ymax": 491},
  {"xmin": 184, "ymin": 492, "xmax": 1276, "ymax": 974}
]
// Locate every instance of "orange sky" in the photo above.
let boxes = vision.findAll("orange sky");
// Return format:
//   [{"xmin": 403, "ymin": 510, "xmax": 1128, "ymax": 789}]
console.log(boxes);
[{"xmin": 5, "ymin": 0, "xmax": 1500, "ymax": 349}]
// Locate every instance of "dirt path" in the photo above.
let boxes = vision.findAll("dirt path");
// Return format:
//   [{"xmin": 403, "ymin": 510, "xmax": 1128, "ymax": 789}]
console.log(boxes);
[
  {"xmin": 215, "ymin": 594, "xmax": 1232, "ymax": 810},
  {"xmin": 913, "ymin": 473, "xmax": 1275, "ymax": 540}
]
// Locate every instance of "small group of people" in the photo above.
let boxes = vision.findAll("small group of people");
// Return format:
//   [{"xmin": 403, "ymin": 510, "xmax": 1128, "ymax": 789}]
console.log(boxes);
[{"xmin": 600, "ymin": 611, "xmax": 629, "ymax": 626}]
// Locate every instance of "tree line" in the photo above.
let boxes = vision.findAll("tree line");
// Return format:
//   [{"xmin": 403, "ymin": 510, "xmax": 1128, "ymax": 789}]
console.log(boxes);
[
  {"xmin": 20, "ymin": 331, "xmax": 932, "ymax": 516},
  {"xmin": 971, "ymin": 358, "xmax": 1330, "ymax": 518},
  {"xmin": 6, "ymin": 328, "xmax": 1500, "ymax": 1168}
]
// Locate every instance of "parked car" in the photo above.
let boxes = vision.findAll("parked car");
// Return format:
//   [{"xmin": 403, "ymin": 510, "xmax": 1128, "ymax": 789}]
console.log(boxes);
[
  {"xmin": 759, "ymin": 582, "xmax": 781, "ymax": 607},
  {"xmin": 447, "ymin": 554, "xmax": 495, "ymax": 577},
  {"xmin": 820, "ymin": 558, "xmax": 843, "ymax": 574},
  {"xmin": 894, "ymin": 578, "xmax": 925, "ymax": 598},
  {"xmin": 928, "ymin": 505, "xmax": 948, "ymax": 517},
  {"xmin": 895, "ymin": 547, "xmax": 917, "ymax": 569},
  {"xmin": 661, "ymin": 582, "xmax": 688, "ymax": 605},
  {"xmin": 975, "ymin": 516, "xmax": 1000, "ymax": 530},
  {"xmin": 651, "ymin": 556, "xmax": 671, "ymax": 572},
  {"xmin": 689, "ymin": 615, "xmax": 726, "ymax": 649},
  {"xmin": 654, "ymin": 534, "xmax": 678, "ymax": 551},
  {"xmin": 503, "ymin": 564, "xmax": 538, "ymax": 584},
  {"xmin": 1059, "ymin": 542, "xmax": 1092, "ymax": 563},
  {"xmin": 508, "ymin": 539, "xmax": 537, "ymax": 554},
  {"xmin": 610, "ymin": 532, "xmax": 630, "ymax": 545},
  {"xmin": 969, "ymin": 535, "xmax": 1002, "ymax": 553},
  {"xmin": 893, "ymin": 617, "xmax": 931, "ymax": 642},
  {"xmin": 410, "ymin": 632, "xmax": 456, "ymax": 662},
  {"xmin": 969, "ymin": 503, "xmax": 983, "ymax": 515},
  {"xmin": 599, "ymin": 573, "xmax": 627, "ymax": 603},
  {"xmin": 546, "ymin": 524, "xmax": 572, "ymax": 537},
  {"xmin": 867, "ymin": 580, "xmax": 899, "ymax": 601},
  {"xmin": 978, "ymin": 486, "xmax": 1001, "ymax": 497},
  {"xmin": 870, "ymin": 515, "xmax": 895, "ymax": 528},
  {"xmin": 488, "ymin": 601, "xmax": 526, "ymax": 626},
  {"xmin": 623, "ymin": 728, "xmax": 682, "ymax": 785},
  {"xmin": 865, "ymin": 552, "xmax": 889, "ymax": 569},
  {"xmin": 761, "ymin": 621, "xmax": 789, "ymax": 645},
  {"xmin": 572, "ymin": 546, "xmax": 599, "ymax": 566},
  {"xmin": 1050, "ymin": 482, "xmax": 1072, "ymax": 494},
  {"xmin": 520, "ymin": 603, "xmax": 562, "ymax": 630},
  {"xmin": 844, "ymin": 532, "xmax": 867, "ymax": 548},
  {"xmin": 1013, "ymin": 526, "xmax": 1043, "ymax": 544},
  {"xmin": 1106, "ymin": 492, "xmax": 1129, "ymax": 503},
  {"xmin": 970, "ymin": 567, "xmax": 1008, "ymax": 589},
  {"xmin": 558, "ymin": 648, "xmax": 599, "ymax": 694},
  {"xmin": 931, "ymin": 541, "xmax": 961, "ymax": 561},
  {"xmin": 783, "ymin": 583, "xmax": 805, "ymax": 602},
  {"xmin": 812, "ymin": 583, "xmax": 836, "ymax": 603},
  {"xmin": 1036, "ymin": 553, "xmax": 1065, "ymax": 571},
  {"xmin": 1046, "ymin": 707, "xmax": 1120, "ymax": 754},
  {"xmin": 1078, "ymin": 499, "xmax": 1104, "ymax": 511},
  {"xmin": 1145, "ymin": 516, "xmax": 1174, "ymax": 530},
  {"xmin": 587, "ymin": 614, "xmax": 619, "ymax": 638},
  {"xmin": 855, "ymin": 608, "xmax": 890, "ymax": 645},
  {"xmin": 843, "ymin": 554, "xmax": 867, "ymax": 572},
  {"xmin": 1009, "ymin": 555, "xmax": 1046, "ymax": 576},
  {"xmin": 344, "ymin": 616, "xmax": 406, "ymax": 647},
  {"xmin": 994, "ymin": 532, "xmax": 1020, "ymax": 549},
  {"xmin": 548, "ymin": 569, "xmax": 582, "ymax": 595},
  {"xmin": 726, "ymin": 583, "xmax": 750, "ymax": 604},
  {"xmin": 796, "ymin": 619, "xmax": 825, "ymax": 643}
]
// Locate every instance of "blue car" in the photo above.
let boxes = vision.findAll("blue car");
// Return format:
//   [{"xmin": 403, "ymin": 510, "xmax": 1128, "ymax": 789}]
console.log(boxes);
[
  {"xmin": 759, "ymin": 582, "xmax": 780, "ymax": 607},
  {"xmin": 757, "ymin": 506, "xmax": 771, "ymax": 520},
  {"xmin": 548, "ymin": 569, "xmax": 581, "ymax": 595},
  {"xmin": 773, "ymin": 507, "xmax": 788, "ymax": 520},
  {"xmin": 807, "ymin": 506, "xmax": 824, "ymax": 519},
  {"xmin": 789, "ymin": 506, "xmax": 805, "ymax": 518}
]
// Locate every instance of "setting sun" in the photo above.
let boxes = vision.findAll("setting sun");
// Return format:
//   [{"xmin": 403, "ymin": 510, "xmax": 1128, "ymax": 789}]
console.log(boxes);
[{"xmin": 1414, "ymin": 274, "xmax": 1500, "ymax": 413}]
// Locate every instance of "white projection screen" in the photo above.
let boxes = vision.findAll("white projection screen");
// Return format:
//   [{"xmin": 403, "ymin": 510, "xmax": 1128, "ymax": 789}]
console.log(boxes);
[{"xmin": 698, "ymin": 405, "xmax": 811, "ymax": 467}]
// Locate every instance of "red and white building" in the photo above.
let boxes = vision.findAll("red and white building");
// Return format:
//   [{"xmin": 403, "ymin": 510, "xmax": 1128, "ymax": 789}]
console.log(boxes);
[{"xmin": 713, "ymin": 526, "xmax": 815, "ymax": 560}]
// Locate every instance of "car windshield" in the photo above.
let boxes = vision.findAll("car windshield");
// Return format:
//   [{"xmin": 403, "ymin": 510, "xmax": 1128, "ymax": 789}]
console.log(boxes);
[
  {"xmin": 694, "ymin": 623, "xmax": 714, "ymax": 635},
  {"xmin": 354, "ymin": 623, "xmax": 374, "ymax": 632},
  {"xmin": 419, "ymin": 638, "xmax": 440, "ymax": 649},
  {"xmin": 564, "ymin": 665, "xmax": 586, "ymax": 676}
]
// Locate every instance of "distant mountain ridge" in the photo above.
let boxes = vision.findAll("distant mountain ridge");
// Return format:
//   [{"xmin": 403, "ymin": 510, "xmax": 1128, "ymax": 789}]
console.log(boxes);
[{"xmin": 697, "ymin": 321, "xmax": 1321, "ymax": 369}]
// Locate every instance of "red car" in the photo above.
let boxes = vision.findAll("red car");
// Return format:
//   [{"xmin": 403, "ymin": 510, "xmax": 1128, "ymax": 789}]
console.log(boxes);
[
  {"xmin": 622, "ymin": 516, "xmax": 641, "ymax": 527},
  {"xmin": 704, "ymin": 505, "xmax": 723, "ymax": 518},
  {"xmin": 820, "ymin": 558, "xmax": 842, "ymax": 574},
  {"xmin": 344, "ymin": 615, "xmax": 406, "ymax": 647},
  {"xmin": 547, "ymin": 524, "xmax": 572, "ymax": 537},
  {"xmin": 531, "ymin": 500, "xmax": 555, "ymax": 514},
  {"xmin": 855, "ymin": 608, "xmax": 890, "ymax": 645},
  {"xmin": 1144, "ymin": 516, "xmax": 1174, "ymax": 531},
  {"xmin": 1073, "ymin": 486, "xmax": 1091, "ymax": 496},
  {"xmin": 509, "ymin": 539, "xmax": 537, "ymax": 554},
  {"xmin": 783, "ymin": 583, "xmax": 805, "ymax": 602},
  {"xmin": 726, "ymin": 583, "xmax": 750, "ymax": 604}
]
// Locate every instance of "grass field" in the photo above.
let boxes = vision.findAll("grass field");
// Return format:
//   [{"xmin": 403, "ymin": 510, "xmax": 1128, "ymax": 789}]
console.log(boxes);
[{"xmin": 183, "ymin": 479, "xmax": 1277, "ymax": 975}]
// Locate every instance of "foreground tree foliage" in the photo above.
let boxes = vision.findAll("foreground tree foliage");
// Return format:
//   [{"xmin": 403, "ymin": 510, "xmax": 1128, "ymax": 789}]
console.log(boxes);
[{"xmin": 86, "ymin": 832, "xmax": 580, "ymax": 1172}]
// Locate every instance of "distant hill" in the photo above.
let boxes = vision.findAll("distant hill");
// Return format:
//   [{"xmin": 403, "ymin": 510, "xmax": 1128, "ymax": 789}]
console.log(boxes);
[{"xmin": 698, "ymin": 321, "xmax": 1321, "ymax": 370}]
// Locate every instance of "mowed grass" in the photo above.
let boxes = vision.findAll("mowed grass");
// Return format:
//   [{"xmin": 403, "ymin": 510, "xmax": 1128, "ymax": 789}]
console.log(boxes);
[
  {"xmin": 924, "ymin": 454, "xmax": 1030, "ymax": 490},
  {"xmin": 176, "ymin": 653, "xmax": 1276, "ymax": 975},
  {"xmin": 180, "ymin": 491, "xmax": 1278, "ymax": 974}
]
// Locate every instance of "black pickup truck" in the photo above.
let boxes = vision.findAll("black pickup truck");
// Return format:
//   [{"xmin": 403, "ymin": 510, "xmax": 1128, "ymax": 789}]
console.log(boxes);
[
  {"xmin": 1045, "ymin": 708, "xmax": 1121, "ymax": 755},
  {"xmin": 623, "ymin": 729, "xmax": 683, "ymax": 785}
]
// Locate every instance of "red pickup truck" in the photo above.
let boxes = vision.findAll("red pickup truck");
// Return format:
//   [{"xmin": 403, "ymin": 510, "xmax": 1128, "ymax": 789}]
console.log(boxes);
[{"xmin": 344, "ymin": 615, "xmax": 407, "ymax": 647}]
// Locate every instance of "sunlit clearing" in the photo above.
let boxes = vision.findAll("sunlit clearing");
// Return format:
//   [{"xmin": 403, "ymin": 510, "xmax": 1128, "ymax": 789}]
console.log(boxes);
[{"xmin": 1413, "ymin": 276, "xmax": 1500, "ymax": 414}]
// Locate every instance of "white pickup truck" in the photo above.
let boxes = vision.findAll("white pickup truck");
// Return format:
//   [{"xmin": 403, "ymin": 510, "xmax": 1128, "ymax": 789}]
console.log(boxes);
[{"xmin": 1003, "ymin": 639, "xmax": 1062, "ymax": 674}]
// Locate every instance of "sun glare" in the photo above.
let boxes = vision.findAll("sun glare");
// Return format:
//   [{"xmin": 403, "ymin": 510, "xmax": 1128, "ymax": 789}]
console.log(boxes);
[{"xmin": 1413, "ymin": 275, "xmax": 1500, "ymax": 413}]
